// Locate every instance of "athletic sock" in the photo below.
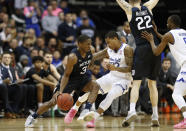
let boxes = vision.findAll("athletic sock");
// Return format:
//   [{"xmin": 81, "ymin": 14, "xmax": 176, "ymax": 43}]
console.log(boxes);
[
  {"xmin": 129, "ymin": 103, "xmax": 136, "ymax": 113},
  {"xmin": 152, "ymin": 106, "xmax": 158, "ymax": 117}
]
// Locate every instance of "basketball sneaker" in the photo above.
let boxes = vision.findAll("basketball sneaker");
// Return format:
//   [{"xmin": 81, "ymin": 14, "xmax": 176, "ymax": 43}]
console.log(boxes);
[
  {"xmin": 122, "ymin": 111, "xmax": 137, "ymax": 127},
  {"xmin": 25, "ymin": 115, "xmax": 35, "ymax": 127},
  {"xmin": 83, "ymin": 111, "xmax": 98, "ymax": 122},
  {"xmin": 64, "ymin": 109, "xmax": 77, "ymax": 124},
  {"xmin": 77, "ymin": 109, "xmax": 89, "ymax": 121},
  {"xmin": 86, "ymin": 119, "xmax": 95, "ymax": 128},
  {"xmin": 151, "ymin": 115, "xmax": 160, "ymax": 127},
  {"xmin": 174, "ymin": 118, "xmax": 186, "ymax": 129}
]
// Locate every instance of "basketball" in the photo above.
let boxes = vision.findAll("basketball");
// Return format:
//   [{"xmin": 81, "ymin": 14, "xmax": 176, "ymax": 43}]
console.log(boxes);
[{"xmin": 57, "ymin": 93, "xmax": 74, "ymax": 111}]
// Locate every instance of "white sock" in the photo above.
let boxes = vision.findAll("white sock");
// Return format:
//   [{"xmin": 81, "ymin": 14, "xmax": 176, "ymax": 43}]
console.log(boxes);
[
  {"xmin": 95, "ymin": 112, "xmax": 100, "ymax": 119},
  {"xmin": 183, "ymin": 112, "xmax": 186, "ymax": 119},
  {"xmin": 72, "ymin": 104, "xmax": 80, "ymax": 111},
  {"xmin": 152, "ymin": 106, "xmax": 158, "ymax": 117},
  {"xmin": 38, "ymin": 103, "xmax": 43, "ymax": 107},
  {"xmin": 129, "ymin": 103, "xmax": 136, "ymax": 113}
]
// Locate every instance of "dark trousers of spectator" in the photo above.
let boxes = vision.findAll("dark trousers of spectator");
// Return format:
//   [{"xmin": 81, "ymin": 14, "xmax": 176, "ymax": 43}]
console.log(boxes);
[
  {"xmin": 158, "ymin": 86, "xmax": 173, "ymax": 107},
  {"xmin": 111, "ymin": 92, "xmax": 129, "ymax": 116},
  {"xmin": 8, "ymin": 85, "xmax": 23, "ymax": 113},
  {"xmin": 136, "ymin": 85, "xmax": 152, "ymax": 114},
  {"xmin": 0, "ymin": 84, "xmax": 13, "ymax": 113}
]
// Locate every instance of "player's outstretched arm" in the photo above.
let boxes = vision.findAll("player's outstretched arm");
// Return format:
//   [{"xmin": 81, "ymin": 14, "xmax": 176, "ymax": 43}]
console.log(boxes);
[
  {"xmin": 59, "ymin": 53, "xmax": 77, "ymax": 93},
  {"xmin": 141, "ymin": 31, "xmax": 174, "ymax": 56},
  {"xmin": 92, "ymin": 48, "xmax": 108, "ymax": 62},
  {"xmin": 144, "ymin": 0, "xmax": 159, "ymax": 10},
  {"xmin": 116, "ymin": 0, "xmax": 132, "ymax": 13}
]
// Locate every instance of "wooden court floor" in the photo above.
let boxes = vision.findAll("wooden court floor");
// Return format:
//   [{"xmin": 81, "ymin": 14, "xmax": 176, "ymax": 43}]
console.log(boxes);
[{"xmin": 0, "ymin": 114, "xmax": 184, "ymax": 131}]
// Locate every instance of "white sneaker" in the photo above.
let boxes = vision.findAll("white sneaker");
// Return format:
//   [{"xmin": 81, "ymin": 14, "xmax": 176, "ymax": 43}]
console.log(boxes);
[
  {"xmin": 122, "ymin": 111, "xmax": 137, "ymax": 127},
  {"xmin": 25, "ymin": 115, "xmax": 35, "ymax": 127},
  {"xmin": 151, "ymin": 115, "xmax": 160, "ymax": 127},
  {"xmin": 83, "ymin": 111, "xmax": 96, "ymax": 122},
  {"xmin": 77, "ymin": 109, "xmax": 89, "ymax": 122}
]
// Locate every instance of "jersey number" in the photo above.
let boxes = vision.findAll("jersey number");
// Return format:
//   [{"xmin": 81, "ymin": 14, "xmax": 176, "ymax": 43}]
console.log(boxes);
[
  {"xmin": 80, "ymin": 66, "xmax": 87, "ymax": 74},
  {"xmin": 136, "ymin": 16, "xmax": 152, "ymax": 30}
]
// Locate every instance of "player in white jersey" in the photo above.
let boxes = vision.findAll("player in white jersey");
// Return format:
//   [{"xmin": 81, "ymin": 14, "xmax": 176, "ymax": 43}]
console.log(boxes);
[
  {"xmin": 141, "ymin": 15, "xmax": 186, "ymax": 129},
  {"xmin": 64, "ymin": 31, "xmax": 133, "ymax": 128}
]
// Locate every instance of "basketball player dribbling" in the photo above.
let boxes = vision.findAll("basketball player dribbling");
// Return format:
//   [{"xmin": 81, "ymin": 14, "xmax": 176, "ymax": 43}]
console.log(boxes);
[{"xmin": 116, "ymin": 0, "xmax": 160, "ymax": 127}]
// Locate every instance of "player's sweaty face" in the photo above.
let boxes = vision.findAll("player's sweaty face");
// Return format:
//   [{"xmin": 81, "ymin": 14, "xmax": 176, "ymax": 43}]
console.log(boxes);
[
  {"xmin": 44, "ymin": 54, "xmax": 53, "ymax": 64},
  {"xmin": 80, "ymin": 39, "xmax": 91, "ymax": 52},
  {"xmin": 167, "ymin": 18, "xmax": 172, "ymax": 30}
]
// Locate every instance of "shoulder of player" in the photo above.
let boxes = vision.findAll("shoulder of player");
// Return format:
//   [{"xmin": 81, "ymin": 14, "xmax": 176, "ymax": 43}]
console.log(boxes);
[{"xmin": 67, "ymin": 53, "xmax": 78, "ymax": 65}]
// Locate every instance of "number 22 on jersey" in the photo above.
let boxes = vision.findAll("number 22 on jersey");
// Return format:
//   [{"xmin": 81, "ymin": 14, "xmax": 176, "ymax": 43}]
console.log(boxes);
[{"xmin": 136, "ymin": 16, "xmax": 152, "ymax": 30}]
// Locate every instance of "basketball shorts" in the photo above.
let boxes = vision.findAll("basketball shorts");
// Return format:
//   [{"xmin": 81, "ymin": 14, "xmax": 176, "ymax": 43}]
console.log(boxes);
[
  {"xmin": 96, "ymin": 72, "xmax": 131, "ymax": 95},
  {"xmin": 174, "ymin": 61, "xmax": 186, "ymax": 96},
  {"xmin": 54, "ymin": 75, "xmax": 91, "ymax": 95},
  {"xmin": 132, "ymin": 44, "xmax": 161, "ymax": 80}
]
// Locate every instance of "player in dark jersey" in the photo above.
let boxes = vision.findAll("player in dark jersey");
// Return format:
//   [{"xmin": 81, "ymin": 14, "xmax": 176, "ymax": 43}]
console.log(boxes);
[
  {"xmin": 25, "ymin": 35, "xmax": 105, "ymax": 127},
  {"xmin": 116, "ymin": 0, "xmax": 160, "ymax": 127}
]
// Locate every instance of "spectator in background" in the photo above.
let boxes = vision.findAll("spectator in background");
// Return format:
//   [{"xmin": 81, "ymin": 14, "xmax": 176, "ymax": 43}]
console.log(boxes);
[
  {"xmin": 76, "ymin": 9, "xmax": 95, "ymax": 28},
  {"xmin": 59, "ymin": 0, "xmax": 70, "ymax": 14},
  {"xmin": 16, "ymin": 54, "xmax": 30, "ymax": 78},
  {"xmin": 43, "ymin": 51, "xmax": 60, "ymax": 80},
  {"xmin": 42, "ymin": 5, "xmax": 59, "ymax": 45},
  {"xmin": 76, "ymin": 16, "xmax": 96, "ymax": 42},
  {"xmin": 117, "ymin": 21, "xmax": 136, "ymax": 50},
  {"xmin": 157, "ymin": 58, "xmax": 174, "ymax": 111},
  {"xmin": 16, "ymin": 29, "xmax": 25, "ymax": 46},
  {"xmin": 25, "ymin": 56, "xmax": 56, "ymax": 108},
  {"xmin": 0, "ymin": 26, "xmax": 12, "ymax": 48},
  {"xmin": 94, "ymin": 35, "xmax": 106, "ymax": 52},
  {"xmin": 58, "ymin": 13, "xmax": 76, "ymax": 57},
  {"xmin": 28, "ymin": 48, "xmax": 39, "ymax": 66},
  {"xmin": 52, "ymin": 50, "xmax": 62, "ymax": 68},
  {"xmin": 0, "ymin": 52, "xmax": 24, "ymax": 116},
  {"xmin": 47, "ymin": 37, "xmax": 58, "ymax": 53},
  {"xmin": 25, "ymin": 28, "xmax": 36, "ymax": 47},
  {"xmin": 42, "ymin": 0, "xmax": 62, "ymax": 19},
  {"xmin": 11, "ymin": 9, "xmax": 25, "ymax": 30},
  {"xmin": 0, "ymin": 65, "xmax": 15, "ymax": 118},
  {"xmin": 166, "ymin": 51, "xmax": 181, "ymax": 82},
  {"xmin": 35, "ymin": 36, "xmax": 47, "ymax": 51},
  {"xmin": 58, "ymin": 12, "xmax": 65, "ymax": 24},
  {"xmin": 24, "ymin": 0, "xmax": 41, "ymax": 37},
  {"xmin": 15, "ymin": 37, "xmax": 31, "ymax": 62}
]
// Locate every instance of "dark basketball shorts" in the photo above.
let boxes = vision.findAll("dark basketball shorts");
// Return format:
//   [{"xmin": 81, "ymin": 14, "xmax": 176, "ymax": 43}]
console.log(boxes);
[
  {"xmin": 132, "ymin": 44, "xmax": 161, "ymax": 80},
  {"xmin": 54, "ymin": 75, "xmax": 92, "ymax": 95}
]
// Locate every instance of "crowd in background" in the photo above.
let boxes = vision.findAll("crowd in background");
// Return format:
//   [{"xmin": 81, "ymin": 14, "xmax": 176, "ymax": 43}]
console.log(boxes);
[{"xmin": 0, "ymin": 0, "xmax": 182, "ymax": 119}]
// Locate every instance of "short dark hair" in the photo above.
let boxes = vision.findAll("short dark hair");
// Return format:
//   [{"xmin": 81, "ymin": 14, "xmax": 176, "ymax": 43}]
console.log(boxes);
[
  {"xmin": 43, "ymin": 50, "xmax": 52, "ymax": 56},
  {"xmin": 123, "ymin": 21, "xmax": 129, "ymax": 26},
  {"xmin": 77, "ymin": 35, "xmax": 90, "ymax": 43},
  {"xmin": 169, "ymin": 15, "xmax": 181, "ymax": 27},
  {"xmin": 162, "ymin": 57, "xmax": 171, "ymax": 63},
  {"xmin": 2, "ymin": 51, "xmax": 11, "ymax": 56},
  {"xmin": 105, "ymin": 31, "xmax": 119, "ymax": 39},
  {"xmin": 32, "ymin": 56, "xmax": 44, "ymax": 64}
]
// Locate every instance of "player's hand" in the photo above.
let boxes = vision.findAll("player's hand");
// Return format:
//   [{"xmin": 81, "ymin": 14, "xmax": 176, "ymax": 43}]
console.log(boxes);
[
  {"xmin": 141, "ymin": 31, "xmax": 154, "ymax": 43},
  {"xmin": 106, "ymin": 63, "xmax": 116, "ymax": 71},
  {"xmin": 152, "ymin": 21, "xmax": 158, "ymax": 33}
]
